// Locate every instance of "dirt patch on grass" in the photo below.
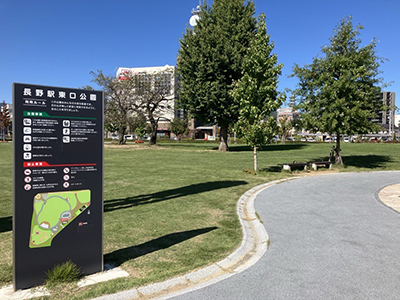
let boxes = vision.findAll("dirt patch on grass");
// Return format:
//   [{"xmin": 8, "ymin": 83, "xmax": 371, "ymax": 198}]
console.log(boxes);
[{"xmin": 105, "ymin": 144, "xmax": 151, "ymax": 150}]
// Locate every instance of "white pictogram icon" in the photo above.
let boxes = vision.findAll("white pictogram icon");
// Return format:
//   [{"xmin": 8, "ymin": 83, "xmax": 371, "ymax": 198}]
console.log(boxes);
[
  {"xmin": 23, "ymin": 127, "xmax": 32, "ymax": 134},
  {"xmin": 24, "ymin": 169, "xmax": 32, "ymax": 176},
  {"xmin": 63, "ymin": 182, "xmax": 70, "ymax": 188},
  {"xmin": 63, "ymin": 120, "xmax": 70, "ymax": 127},
  {"xmin": 23, "ymin": 136, "xmax": 32, "ymax": 143},
  {"xmin": 63, "ymin": 136, "xmax": 70, "ymax": 143},
  {"xmin": 24, "ymin": 153, "xmax": 32, "ymax": 160},
  {"xmin": 24, "ymin": 184, "xmax": 32, "ymax": 191},
  {"xmin": 63, "ymin": 167, "xmax": 70, "ymax": 174},
  {"xmin": 23, "ymin": 118, "xmax": 32, "ymax": 126},
  {"xmin": 63, "ymin": 175, "xmax": 70, "ymax": 181},
  {"xmin": 63, "ymin": 128, "xmax": 70, "ymax": 135},
  {"xmin": 23, "ymin": 144, "xmax": 32, "ymax": 151},
  {"xmin": 24, "ymin": 176, "xmax": 32, "ymax": 183}
]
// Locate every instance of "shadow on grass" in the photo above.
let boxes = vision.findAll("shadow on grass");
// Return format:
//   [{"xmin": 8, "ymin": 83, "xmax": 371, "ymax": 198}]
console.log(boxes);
[
  {"xmin": 0, "ymin": 216, "xmax": 12, "ymax": 233},
  {"xmin": 213, "ymin": 143, "xmax": 308, "ymax": 152},
  {"xmin": 343, "ymin": 155, "xmax": 392, "ymax": 168},
  {"xmin": 105, "ymin": 180, "xmax": 248, "ymax": 212},
  {"xmin": 259, "ymin": 166, "xmax": 282, "ymax": 173},
  {"xmin": 260, "ymin": 154, "xmax": 392, "ymax": 173},
  {"xmin": 104, "ymin": 227, "xmax": 218, "ymax": 267}
]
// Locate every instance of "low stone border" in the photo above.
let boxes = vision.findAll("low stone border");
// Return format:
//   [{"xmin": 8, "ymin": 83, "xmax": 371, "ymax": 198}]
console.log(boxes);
[
  {"xmin": 0, "ymin": 285, "xmax": 50, "ymax": 300},
  {"xmin": 92, "ymin": 178, "xmax": 295, "ymax": 300}
]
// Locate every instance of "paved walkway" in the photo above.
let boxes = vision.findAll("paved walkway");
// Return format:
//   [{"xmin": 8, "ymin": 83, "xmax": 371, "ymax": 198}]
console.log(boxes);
[
  {"xmin": 6, "ymin": 172, "xmax": 398, "ymax": 300},
  {"xmin": 171, "ymin": 171, "xmax": 400, "ymax": 300}
]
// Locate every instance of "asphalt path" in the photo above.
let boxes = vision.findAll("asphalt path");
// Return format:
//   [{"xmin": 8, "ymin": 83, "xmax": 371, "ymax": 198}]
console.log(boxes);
[{"xmin": 172, "ymin": 172, "xmax": 400, "ymax": 300}]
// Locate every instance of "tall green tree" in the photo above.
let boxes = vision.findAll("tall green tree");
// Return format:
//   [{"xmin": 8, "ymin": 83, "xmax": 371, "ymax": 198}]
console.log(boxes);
[
  {"xmin": 292, "ymin": 17, "xmax": 385, "ymax": 164},
  {"xmin": 170, "ymin": 117, "xmax": 188, "ymax": 141},
  {"xmin": 0, "ymin": 101, "xmax": 11, "ymax": 141},
  {"xmin": 231, "ymin": 14, "xmax": 283, "ymax": 171},
  {"xmin": 177, "ymin": 0, "xmax": 257, "ymax": 151},
  {"xmin": 128, "ymin": 112, "xmax": 147, "ymax": 139}
]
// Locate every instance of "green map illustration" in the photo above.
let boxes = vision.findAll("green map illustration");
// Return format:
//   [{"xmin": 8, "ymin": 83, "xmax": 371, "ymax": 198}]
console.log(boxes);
[{"xmin": 29, "ymin": 189, "xmax": 91, "ymax": 248}]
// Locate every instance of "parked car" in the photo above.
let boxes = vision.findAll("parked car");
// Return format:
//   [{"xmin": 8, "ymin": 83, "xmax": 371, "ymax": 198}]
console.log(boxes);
[
  {"xmin": 307, "ymin": 137, "xmax": 316, "ymax": 142},
  {"xmin": 343, "ymin": 137, "xmax": 350, "ymax": 143},
  {"xmin": 124, "ymin": 135, "xmax": 134, "ymax": 141}
]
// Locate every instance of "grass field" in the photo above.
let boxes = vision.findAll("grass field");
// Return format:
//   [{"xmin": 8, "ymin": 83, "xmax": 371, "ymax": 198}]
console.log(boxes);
[{"xmin": 1, "ymin": 141, "xmax": 400, "ymax": 299}]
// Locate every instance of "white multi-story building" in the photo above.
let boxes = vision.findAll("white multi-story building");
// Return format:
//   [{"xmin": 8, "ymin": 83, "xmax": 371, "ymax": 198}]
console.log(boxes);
[
  {"xmin": 116, "ymin": 65, "xmax": 181, "ymax": 135},
  {"xmin": 277, "ymin": 106, "xmax": 299, "ymax": 123},
  {"xmin": 372, "ymin": 92, "xmax": 396, "ymax": 134}
]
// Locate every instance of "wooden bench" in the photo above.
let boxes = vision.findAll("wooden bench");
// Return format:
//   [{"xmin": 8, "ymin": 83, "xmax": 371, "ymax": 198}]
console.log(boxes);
[
  {"xmin": 282, "ymin": 162, "xmax": 308, "ymax": 172},
  {"xmin": 310, "ymin": 161, "xmax": 332, "ymax": 171}
]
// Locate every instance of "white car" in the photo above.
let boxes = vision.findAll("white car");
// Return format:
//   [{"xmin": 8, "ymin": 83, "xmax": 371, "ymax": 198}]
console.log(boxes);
[{"xmin": 124, "ymin": 135, "xmax": 134, "ymax": 140}]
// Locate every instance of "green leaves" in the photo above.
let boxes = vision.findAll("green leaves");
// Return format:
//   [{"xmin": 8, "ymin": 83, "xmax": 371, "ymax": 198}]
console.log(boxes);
[
  {"xmin": 232, "ymin": 13, "xmax": 283, "ymax": 148},
  {"xmin": 292, "ymin": 16, "xmax": 385, "ymax": 136},
  {"xmin": 177, "ymin": 0, "xmax": 256, "ymax": 127}
]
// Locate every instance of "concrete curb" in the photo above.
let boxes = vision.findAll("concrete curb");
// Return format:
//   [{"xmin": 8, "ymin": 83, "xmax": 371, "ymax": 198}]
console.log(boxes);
[{"xmin": 92, "ymin": 178, "xmax": 296, "ymax": 300}]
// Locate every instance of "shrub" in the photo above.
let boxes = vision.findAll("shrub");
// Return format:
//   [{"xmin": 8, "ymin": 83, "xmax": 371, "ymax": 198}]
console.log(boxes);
[{"xmin": 44, "ymin": 260, "xmax": 81, "ymax": 285}]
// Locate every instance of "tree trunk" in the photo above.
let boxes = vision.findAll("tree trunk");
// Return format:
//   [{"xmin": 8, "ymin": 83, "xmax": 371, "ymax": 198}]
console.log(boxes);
[
  {"xmin": 118, "ymin": 126, "xmax": 126, "ymax": 145},
  {"xmin": 218, "ymin": 125, "xmax": 229, "ymax": 151},
  {"xmin": 253, "ymin": 146, "xmax": 258, "ymax": 172},
  {"xmin": 334, "ymin": 133, "xmax": 343, "ymax": 164},
  {"xmin": 149, "ymin": 119, "xmax": 158, "ymax": 146}
]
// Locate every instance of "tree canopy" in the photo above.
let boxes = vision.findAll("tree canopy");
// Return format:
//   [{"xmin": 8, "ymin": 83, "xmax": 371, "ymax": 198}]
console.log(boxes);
[
  {"xmin": 177, "ymin": 0, "xmax": 257, "ymax": 151},
  {"xmin": 91, "ymin": 69, "xmax": 175, "ymax": 145},
  {"xmin": 231, "ymin": 13, "xmax": 283, "ymax": 171},
  {"xmin": 170, "ymin": 117, "xmax": 188, "ymax": 141},
  {"xmin": 292, "ymin": 16, "xmax": 385, "ymax": 164},
  {"xmin": 0, "ymin": 101, "xmax": 11, "ymax": 141}
]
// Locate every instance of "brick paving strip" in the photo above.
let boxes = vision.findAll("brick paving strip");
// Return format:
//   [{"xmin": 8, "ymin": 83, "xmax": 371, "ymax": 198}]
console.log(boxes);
[{"xmin": 378, "ymin": 183, "xmax": 400, "ymax": 213}]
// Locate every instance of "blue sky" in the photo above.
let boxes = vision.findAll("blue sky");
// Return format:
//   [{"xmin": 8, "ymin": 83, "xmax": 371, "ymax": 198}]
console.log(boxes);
[{"xmin": 1, "ymin": 0, "xmax": 399, "ymax": 108}]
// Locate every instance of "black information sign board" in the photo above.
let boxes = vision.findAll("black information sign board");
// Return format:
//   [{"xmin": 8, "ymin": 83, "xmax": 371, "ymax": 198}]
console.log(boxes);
[{"xmin": 13, "ymin": 83, "xmax": 103, "ymax": 290}]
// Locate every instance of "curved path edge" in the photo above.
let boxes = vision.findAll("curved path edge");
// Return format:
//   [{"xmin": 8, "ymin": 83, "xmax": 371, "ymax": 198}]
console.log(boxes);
[
  {"xmin": 376, "ymin": 182, "xmax": 400, "ymax": 214},
  {"xmin": 92, "ymin": 178, "xmax": 297, "ymax": 300}
]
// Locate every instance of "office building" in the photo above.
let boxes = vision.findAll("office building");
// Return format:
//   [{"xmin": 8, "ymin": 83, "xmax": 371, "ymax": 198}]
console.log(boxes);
[{"xmin": 116, "ymin": 65, "xmax": 181, "ymax": 135}]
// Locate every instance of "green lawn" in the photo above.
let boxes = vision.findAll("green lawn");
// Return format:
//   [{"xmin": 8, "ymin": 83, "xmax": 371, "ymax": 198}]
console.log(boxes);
[{"xmin": 1, "ymin": 141, "xmax": 400, "ymax": 299}]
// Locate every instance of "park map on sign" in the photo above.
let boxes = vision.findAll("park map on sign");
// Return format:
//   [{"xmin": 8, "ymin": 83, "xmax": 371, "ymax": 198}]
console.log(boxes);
[{"xmin": 29, "ymin": 190, "xmax": 91, "ymax": 248}]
